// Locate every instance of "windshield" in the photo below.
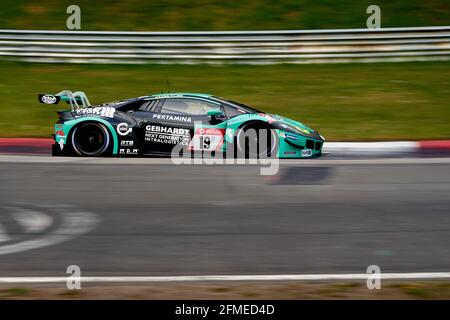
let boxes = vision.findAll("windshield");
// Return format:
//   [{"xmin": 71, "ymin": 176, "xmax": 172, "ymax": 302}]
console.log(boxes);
[{"xmin": 211, "ymin": 96, "xmax": 263, "ymax": 114}]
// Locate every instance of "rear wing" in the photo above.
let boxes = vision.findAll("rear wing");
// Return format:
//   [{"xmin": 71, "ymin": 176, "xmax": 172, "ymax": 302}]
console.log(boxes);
[{"xmin": 38, "ymin": 90, "xmax": 91, "ymax": 111}]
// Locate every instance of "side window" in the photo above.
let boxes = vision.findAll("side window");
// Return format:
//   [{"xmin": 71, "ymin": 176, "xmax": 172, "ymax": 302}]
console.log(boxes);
[
  {"xmin": 223, "ymin": 104, "xmax": 246, "ymax": 118},
  {"xmin": 161, "ymin": 98, "xmax": 221, "ymax": 116},
  {"xmin": 160, "ymin": 99, "xmax": 190, "ymax": 115}
]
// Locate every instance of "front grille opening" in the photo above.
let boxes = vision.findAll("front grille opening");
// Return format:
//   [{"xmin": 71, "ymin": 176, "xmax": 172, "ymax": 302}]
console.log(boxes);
[
  {"xmin": 315, "ymin": 141, "xmax": 322, "ymax": 151},
  {"xmin": 305, "ymin": 139, "xmax": 314, "ymax": 149}
]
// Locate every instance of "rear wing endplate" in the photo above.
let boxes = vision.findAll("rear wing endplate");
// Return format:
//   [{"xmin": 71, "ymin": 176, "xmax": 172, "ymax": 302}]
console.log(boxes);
[{"xmin": 38, "ymin": 90, "xmax": 91, "ymax": 111}]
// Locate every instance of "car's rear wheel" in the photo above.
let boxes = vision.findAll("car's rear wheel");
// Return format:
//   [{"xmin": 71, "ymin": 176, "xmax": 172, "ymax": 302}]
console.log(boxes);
[
  {"xmin": 235, "ymin": 122, "xmax": 278, "ymax": 158},
  {"xmin": 71, "ymin": 122, "xmax": 111, "ymax": 157}
]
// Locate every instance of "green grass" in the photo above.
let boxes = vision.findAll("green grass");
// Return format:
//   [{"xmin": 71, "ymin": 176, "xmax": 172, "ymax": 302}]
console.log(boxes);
[
  {"xmin": 386, "ymin": 282, "xmax": 450, "ymax": 299},
  {"xmin": 210, "ymin": 287, "xmax": 232, "ymax": 293},
  {"xmin": 60, "ymin": 290, "xmax": 82, "ymax": 298},
  {"xmin": 0, "ymin": 0, "xmax": 449, "ymax": 31},
  {"xmin": 1, "ymin": 287, "xmax": 30, "ymax": 298},
  {"xmin": 0, "ymin": 61, "xmax": 449, "ymax": 140},
  {"xmin": 317, "ymin": 282, "xmax": 361, "ymax": 297}
]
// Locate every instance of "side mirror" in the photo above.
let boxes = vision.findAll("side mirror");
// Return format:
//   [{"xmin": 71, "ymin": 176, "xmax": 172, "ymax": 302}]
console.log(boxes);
[
  {"xmin": 207, "ymin": 109, "xmax": 225, "ymax": 123},
  {"xmin": 207, "ymin": 110, "xmax": 223, "ymax": 117}
]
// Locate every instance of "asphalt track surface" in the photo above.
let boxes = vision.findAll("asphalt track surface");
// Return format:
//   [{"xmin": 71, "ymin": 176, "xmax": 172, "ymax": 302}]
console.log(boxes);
[{"xmin": 0, "ymin": 154, "xmax": 449, "ymax": 278}]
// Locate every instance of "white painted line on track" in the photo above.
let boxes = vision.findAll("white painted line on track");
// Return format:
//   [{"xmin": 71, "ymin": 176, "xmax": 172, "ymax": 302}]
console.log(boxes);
[
  {"xmin": 0, "ymin": 154, "xmax": 450, "ymax": 165},
  {"xmin": 0, "ymin": 273, "xmax": 450, "ymax": 283},
  {"xmin": 0, "ymin": 155, "xmax": 87, "ymax": 164},
  {"xmin": 0, "ymin": 224, "xmax": 10, "ymax": 243},
  {"xmin": 0, "ymin": 205, "xmax": 98, "ymax": 255},
  {"xmin": 324, "ymin": 141, "xmax": 418, "ymax": 155},
  {"xmin": 8, "ymin": 207, "xmax": 53, "ymax": 233}
]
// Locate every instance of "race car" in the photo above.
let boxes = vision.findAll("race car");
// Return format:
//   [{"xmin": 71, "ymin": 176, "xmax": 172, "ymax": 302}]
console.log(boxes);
[{"xmin": 39, "ymin": 90, "xmax": 324, "ymax": 158}]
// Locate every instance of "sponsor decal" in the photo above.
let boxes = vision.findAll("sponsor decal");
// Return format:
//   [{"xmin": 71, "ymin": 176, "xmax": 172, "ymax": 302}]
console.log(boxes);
[
  {"xmin": 120, "ymin": 140, "xmax": 134, "ymax": 147},
  {"xmin": 189, "ymin": 127, "xmax": 225, "ymax": 151},
  {"xmin": 75, "ymin": 107, "xmax": 115, "ymax": 118},
  {"xmin": 145, "ymin": 125, "xmax": 190, "ymax": 146},
  {"xmin": 119, "ymin": 148, "xmax": 139, "ymax": 155},
  {"xmin": 258, "ymin": 113, "xmax": 276, "ymax": 124},
  {"xmin": 152, "ymin": 114, "xmax": 192, "ymax": 123},
  {"xmin": 116, "ymin": 123, "xmax": 132, "ymax": 136},
  {"xmin": 283, "ymin": 151, "xmax": 297, "ymax": 155},
  {"xmin": 58, "ymin": 138, "xmax": 64, "ymax": 150},
  {"xmin": 55, "ymin": 129, "xmax": 65, "ymax": 137},
  {"xmin": 40, "ymin": 94, "xmax": 58, "ymax": 104},
  {"xmin": 152, "ymin": 94, "xmax": 183, "ymax": 99},
  {"xmin": 301, "ymin": 149, "xmax": 313, "ymax": 157},
  {"xmin": 285, "ymin": 133, "xmax": 298, "ymax": 140}
]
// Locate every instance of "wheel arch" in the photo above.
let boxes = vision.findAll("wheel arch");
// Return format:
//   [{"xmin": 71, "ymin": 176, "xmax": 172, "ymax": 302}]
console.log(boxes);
[
  {"xmin": 66, "ymin": 117, "xmax": 119, "ymax": 155},
  {"xmin": 232, "ymin": 119, "xmax": 279, "ymax": 158},
  {"xmin": 236, "ymin": 119, "xmax": 274, "ymax": 131}
]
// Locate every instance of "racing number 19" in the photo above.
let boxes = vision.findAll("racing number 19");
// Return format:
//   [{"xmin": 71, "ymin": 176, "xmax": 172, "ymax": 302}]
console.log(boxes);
[{"xmin": 199, "ymin": 136, "xmax": 211, "ymax": 150}]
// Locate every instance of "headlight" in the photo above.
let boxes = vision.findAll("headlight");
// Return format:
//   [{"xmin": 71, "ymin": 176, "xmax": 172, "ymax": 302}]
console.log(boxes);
[
  {"xmin": 280, "ymin": 123, "xmax": 312, "ymax": 135},
  {"xmin": 278, "ymin": 123, "xmax": 299, "ymax": 134}
]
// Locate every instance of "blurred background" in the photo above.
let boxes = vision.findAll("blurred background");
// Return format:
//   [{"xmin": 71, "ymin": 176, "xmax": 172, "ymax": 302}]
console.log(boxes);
[
  {"xmin": 2, "ymin": 0, "xmax": 450, "ymax": 30},
  {"xmin": 0, "ymin": 1, "xmax": 450, "ymax": 300},
  {"xmin": 0, "ymin": 0, "xmax": 449, "ymax": 141}
]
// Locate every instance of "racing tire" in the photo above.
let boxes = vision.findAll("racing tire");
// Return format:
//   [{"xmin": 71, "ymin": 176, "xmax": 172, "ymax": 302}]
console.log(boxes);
[
  {"xmin": 71, "ymin": 122, "xmax": 111, "ymax": 157},
  {"xmin": 235, "ymin": 122, "xmax": 278, "ymax": 158}
]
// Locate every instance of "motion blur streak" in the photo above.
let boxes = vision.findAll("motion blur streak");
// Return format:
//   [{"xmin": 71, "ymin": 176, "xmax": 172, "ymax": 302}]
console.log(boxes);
[
  {"xmin": 1, "ymin": 272, "xmax": 450, "ymax": 284},
  {"xmin": 0, "ymin": 157, "xmax": 448, "ymax": 277},
  {"xmin": 1, "ymin": 27, "xmax": 450, "ymax": 64}
]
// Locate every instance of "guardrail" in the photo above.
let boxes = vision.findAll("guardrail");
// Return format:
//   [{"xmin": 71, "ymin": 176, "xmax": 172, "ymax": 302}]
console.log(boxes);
[{"xmin": 0, "ymin": 26, "xmax": 449, "ymax": 64}]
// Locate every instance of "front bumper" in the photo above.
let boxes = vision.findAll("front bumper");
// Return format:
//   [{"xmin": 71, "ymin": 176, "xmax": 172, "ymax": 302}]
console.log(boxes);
[{"xmin": 278, "ymin": 131, "xmax": 324, "ymax": 158}]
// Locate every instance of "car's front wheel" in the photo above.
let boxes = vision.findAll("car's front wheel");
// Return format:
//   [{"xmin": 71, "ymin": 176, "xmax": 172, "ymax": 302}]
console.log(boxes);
[
  {"xmin": 235, "ymin": 122, "xmax": 278, "ymax": 158},
  {"xmin": 71, "ymin": 122, "xmax": 111, "ymax": 156}
]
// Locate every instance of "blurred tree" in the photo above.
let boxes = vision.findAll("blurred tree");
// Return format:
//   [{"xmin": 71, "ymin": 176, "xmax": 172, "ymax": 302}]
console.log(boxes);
[{"xmin": 0, "ymin": 0, "xmax": 449, "ymax": 31}]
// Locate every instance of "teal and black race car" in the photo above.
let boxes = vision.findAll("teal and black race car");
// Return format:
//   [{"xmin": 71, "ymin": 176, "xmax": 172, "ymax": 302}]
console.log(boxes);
[{"xmin": 39, "ymin": 91, "xmax": 324, "ymax": 158}]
